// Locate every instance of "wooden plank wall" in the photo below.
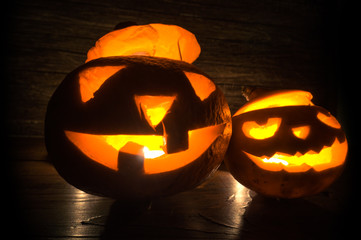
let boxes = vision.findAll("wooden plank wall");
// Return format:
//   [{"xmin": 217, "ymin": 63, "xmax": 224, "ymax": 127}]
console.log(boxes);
[{"xmin": 6, "ymin": 0, "xmax": 340, "ymax": 138}]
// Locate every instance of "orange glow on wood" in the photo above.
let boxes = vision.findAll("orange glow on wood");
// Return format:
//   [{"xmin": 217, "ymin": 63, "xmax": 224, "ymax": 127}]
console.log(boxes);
[
  {"xmin": 86, "ymin": 23, "xmax": 201, "ymax": 63},
  {"xmin": 64, "ymin": 123, "xmax": 226, "ymax": 174},
  {"xmin": 79, "ymin": 66, "xmax": 125, "ymax": 102},
  {"xmin": 243, "ymin": 138, "xmax": 348, "ymax": 172},
  {"xmin": 134, "ymin": 95, "xmax": 176, "ymax": 128}
]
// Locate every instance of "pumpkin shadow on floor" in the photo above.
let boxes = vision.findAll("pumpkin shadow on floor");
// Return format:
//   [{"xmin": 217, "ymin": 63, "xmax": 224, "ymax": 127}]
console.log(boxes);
[
  {"xmin": 237, "ymin": 194, "xmax": 342, "ymax": 240},
  {"xmin": 100, "ymin": 199, "xmax": 152, "ymax": 239}
]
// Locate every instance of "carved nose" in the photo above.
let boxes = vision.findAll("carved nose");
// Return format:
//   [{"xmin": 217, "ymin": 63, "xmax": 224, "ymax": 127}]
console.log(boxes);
[
  {"xmin": 134, "ymin": 95, "xmax": 177, "ymax": 130},
  {"xmin": 134, "ymin": 94, "xmax": 188, "ymax": 153}
]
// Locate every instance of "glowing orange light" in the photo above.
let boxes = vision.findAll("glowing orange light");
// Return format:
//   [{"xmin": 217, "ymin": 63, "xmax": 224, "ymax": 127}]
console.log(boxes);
[
  {"xmin": 72, "ymin": 66, "xmax": 225, "ymax": 174},
  {"xmin": 234, "ymin": 90, "xmax": 314, "ymax": 116},
  {"xmin": 244, "ymin": 138, "xmax": 347, "ymax": 172},
  {"xmin": 79, "ymin": 66, "xmax": 125, "ymax": 102},
  {"xmin": 234, "ymin": 89, "xmax": 348, "ymax": 172},
  {"xmin": 143, "ymin": 146, "xmax": 165, "ymax": 159},
  {"xmin": 291, "ymin": 126, "xmax": 310, "ymax": 140},
  {"xmin": 317, "ymin": 112, "xmax": 341, "ymax": 129},
  {"xmin": 184, "ymin": 72, "xmax": 216, "ymax": 101},
  {"xmin": 143, "ymin": 123, "xmax": 225, "ymax": 174},
  {"xmin": 64, "ymin": 123, "xmax": 225, "ymax": 174},
  {"xmin": 242, "ymin": 118, "xmax": 282, "ymax": 140},
  {"xmin": 86, "ymin": 23, "xmax": 201, "ymax": 63},
  {"xmin": 134, "ymin": 95, "xmax": 176, "ymax": 128}
]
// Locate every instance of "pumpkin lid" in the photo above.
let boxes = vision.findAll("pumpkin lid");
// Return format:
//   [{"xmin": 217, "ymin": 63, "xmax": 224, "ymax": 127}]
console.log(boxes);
[
  {"xmin": 86, "ymin": 23, "xmax": 201, "ymax": 63},
  {"xmin": 234, "ymin": 90, "xmax": 314, "ymax": 117}
]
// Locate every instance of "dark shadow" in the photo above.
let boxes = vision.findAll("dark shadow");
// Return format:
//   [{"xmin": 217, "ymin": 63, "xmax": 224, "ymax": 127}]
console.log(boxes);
[
  {"xmin": 101, "ymin": 199, "xmax": 152, "ymax": 239},
  {"xmin": 238, "ymin": 194, "xmax": 343, "ymax": 240}
]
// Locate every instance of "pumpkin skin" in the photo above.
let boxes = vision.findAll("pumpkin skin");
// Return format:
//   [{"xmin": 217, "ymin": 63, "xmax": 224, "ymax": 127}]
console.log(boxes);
[
  {"xmin": 86, "ymin": 23, "xmax": 201, "ymax": 64},
  {"xmin": 225, "ymin": 90, "xmax": 347, "ymax": 198},
  {"xmin": 45, "ymin": 56, "xmax": 231, "ymax": 200}
]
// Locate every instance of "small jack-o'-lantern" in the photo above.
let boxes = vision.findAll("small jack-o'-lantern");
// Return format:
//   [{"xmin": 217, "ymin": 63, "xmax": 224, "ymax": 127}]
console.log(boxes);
[
  {"xmin": 225, "ymin": 90, "xmax": 347, "ymax": 198},
  {"xmin": 45, "ymin": 23, "xmax": 231, "ymax": 200}
]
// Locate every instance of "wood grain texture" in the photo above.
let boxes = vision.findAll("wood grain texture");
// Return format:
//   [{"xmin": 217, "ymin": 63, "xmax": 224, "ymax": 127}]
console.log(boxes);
[
  {"xmin": 6, "ymin": 1, "xmax": 355, "ymax": 238},
  {"xmin": 11, "ymin": 140, "xmax": 350, "ymax": 239},
  {"xmin": 6, "ymin": 0, "xmax": 340, "ymax": 137},
  {"xmin": 6, "ymin": 1, "xmax": 353, "ymax": 239}
]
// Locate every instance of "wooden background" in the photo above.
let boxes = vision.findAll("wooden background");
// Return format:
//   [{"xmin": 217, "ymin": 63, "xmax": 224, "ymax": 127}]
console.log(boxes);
[
  {"xmin": 7, "ymin": 0, "xmax": 354, "ymax": 239},
  {"xmin": 6, "ymin": 0, "xmax": 343, "ymax": 138}
]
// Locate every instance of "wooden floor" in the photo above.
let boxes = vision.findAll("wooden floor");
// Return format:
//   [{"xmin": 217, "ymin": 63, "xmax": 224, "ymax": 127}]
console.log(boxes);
[
  {"xmin": 6, "ymin": 0, "xmax": 355, "ymax": 239},
  {"xmin": 9, "ymin": 137, "xmax": 353, "ymax": 239}
]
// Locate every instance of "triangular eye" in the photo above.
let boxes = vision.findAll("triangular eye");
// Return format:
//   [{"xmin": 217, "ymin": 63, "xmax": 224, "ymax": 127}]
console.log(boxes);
[
  {"xmin": 79, "ymin": 66, "xmax": 125, "ymax": 102},
  {"xmin": 183, "ymin": 72, "xmax": 216, "ymax": 101},
  {"xmin": 134, "ymin": 95, "xmax": 177, "ymax": 128},
  {"xmin": 292, "ymin": 126, "xmax": 310, "ymax": 140}
]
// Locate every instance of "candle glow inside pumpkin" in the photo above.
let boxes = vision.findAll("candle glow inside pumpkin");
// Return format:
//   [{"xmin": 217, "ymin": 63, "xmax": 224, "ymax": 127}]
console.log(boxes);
[{"xmin": 233, "ymin": 90, "xmax": 348, "ymax": 173}]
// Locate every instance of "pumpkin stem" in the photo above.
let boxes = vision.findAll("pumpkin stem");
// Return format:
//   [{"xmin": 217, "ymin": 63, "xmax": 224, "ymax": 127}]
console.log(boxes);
[{"xmin": 241, "ymin": 86, "xmax": 270, "ymax": 101}]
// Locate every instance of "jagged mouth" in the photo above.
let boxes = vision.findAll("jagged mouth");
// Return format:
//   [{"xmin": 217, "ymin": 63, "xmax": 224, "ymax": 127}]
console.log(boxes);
[
  {"xmin": 64, "ymin": 123, "xmax": 226, "ymax": 174},
  {"xmin": 243, "ymin": 138, "xmax": 348, "ymax": 172}
]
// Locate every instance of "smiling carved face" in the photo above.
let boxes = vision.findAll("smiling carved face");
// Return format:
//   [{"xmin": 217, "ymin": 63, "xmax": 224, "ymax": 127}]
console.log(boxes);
[
  {"xmin": 225, "ymin": 90, "xmax": 348, "ymax": 198},
  {"xmin": 45, "ymin": 56, "xmax": 231, "ymax": 199},
  {"xmin": 232, "ymin": 90, "xmax": 347, "ymax": 172}
]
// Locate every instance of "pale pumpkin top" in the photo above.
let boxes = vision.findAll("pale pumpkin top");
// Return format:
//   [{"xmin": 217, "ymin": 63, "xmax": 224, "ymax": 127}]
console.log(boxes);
[{"xmin": 86, "ymin": 23, "xmax": 201, "ymax": 63}]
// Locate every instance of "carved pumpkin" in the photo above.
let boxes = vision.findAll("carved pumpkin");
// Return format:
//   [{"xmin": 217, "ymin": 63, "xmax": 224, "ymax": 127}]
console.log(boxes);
[
  {"xmin": 45, "ymin": 24, "xmax": 231, "ymax": 200},
  {"xmin": 225, "ymin": 90, "xmax": 347, "ymax": 198}
]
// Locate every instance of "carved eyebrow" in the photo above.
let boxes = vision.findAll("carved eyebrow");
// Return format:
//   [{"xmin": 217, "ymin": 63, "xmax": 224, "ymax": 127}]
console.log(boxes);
[
  {"xmin": 316, "ymin": 112, "xmax": 341, "ymax": 129},
  {"xmin": 79, "ymin": 66, "xmax": 126, "ymax": 102},
  {"xmin": 183, "ymin": 71, "xmax": 216, "ymax": 101}
]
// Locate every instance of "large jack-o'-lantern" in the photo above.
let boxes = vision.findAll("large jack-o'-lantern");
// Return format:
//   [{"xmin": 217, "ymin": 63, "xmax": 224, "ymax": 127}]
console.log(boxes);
[
  {"xmin": 225, "ymin": 90, "xmax": 347, "ymax": 198},
  {"xmin": 45, "ymin": 23, "xmax": 232, "ymax": 199}
]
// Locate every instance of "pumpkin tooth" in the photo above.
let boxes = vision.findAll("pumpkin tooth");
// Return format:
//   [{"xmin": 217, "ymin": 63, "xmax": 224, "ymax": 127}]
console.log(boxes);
[
  {"xmin": 243, "ymin": 137, "xmax": 347, "ymax": 173},
  {"xmin": 305, "ymin": 150, "xmax": 318, "ymax": 155},
  {"xmin": 294, "ymin": 152, "xmax": 303, "ymax": 157},
  {"xmin": 227, "ymin": 89, "xmax": 348, "ymax": 198}
]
